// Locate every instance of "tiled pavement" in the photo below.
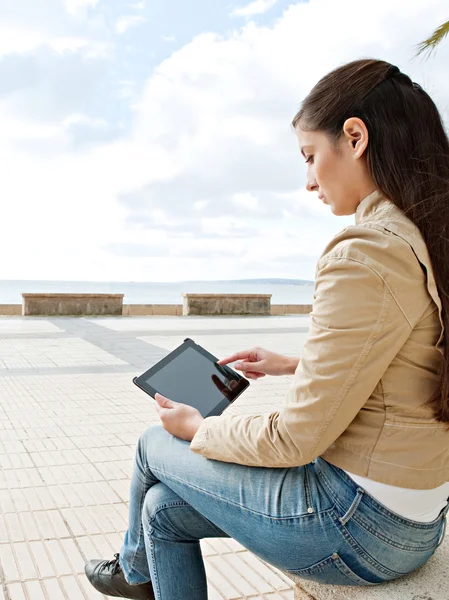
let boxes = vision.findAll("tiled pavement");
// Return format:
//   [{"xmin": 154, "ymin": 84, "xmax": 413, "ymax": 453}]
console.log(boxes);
[{"xmin": 0, "ymin": 315, "xmax": 311, "ymax": 600}]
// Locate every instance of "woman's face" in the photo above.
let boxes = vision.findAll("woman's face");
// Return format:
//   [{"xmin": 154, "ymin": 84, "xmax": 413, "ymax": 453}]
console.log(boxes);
[{"xmin": 295, "ymin": 119, "xmax": 375, "ymax": 216}]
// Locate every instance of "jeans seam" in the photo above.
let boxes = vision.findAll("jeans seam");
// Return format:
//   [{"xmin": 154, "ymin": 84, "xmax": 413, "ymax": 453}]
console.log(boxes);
[
  {"xmin": 330, "ymin": 508, "xmax": 403, "ymax": 578},
  {"xmin": 351, "ymin": 513, "xmax": 441, "ymax": 552},
  {"xmin": 339, "ymin": 488, "xmax": 364, "ymax": 526},
  {"xmin": 304, "ymin": 465, "xmax": 313, "ymax": 509},
  {"xmin": 147, "ymin": 465, "xmax": 326, "ymax": 521},
  {"xmin": 147, "ymin": 537, "xmax": 161, "ymax": 600},
  {"xmin": 127, "ymin": 484, "xmax": 148, "ymax": 576}
]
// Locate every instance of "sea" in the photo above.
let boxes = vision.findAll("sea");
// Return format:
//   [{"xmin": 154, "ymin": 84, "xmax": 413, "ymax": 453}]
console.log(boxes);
[{"xmin": 0, "ymin": 280, "xmax": 315, "ymax": 306}]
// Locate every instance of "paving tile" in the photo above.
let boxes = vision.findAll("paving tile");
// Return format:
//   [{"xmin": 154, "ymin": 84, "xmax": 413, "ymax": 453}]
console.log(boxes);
[
  {"xmin": 23, "ymin": 580, "xmax": 47, "ymax": 600},
  {"xmin": 60, "ymin": 575, "xmax": 89, "ymax": 599},
  {"xmin": 0, "ymin": 319, "xmax": 64, "ymax": 333},
  {"xmin": 0, "ymin": 315, "xmax": 298, "ymax": 599},
  {"xmin": 208, "ymin": 554, "xmax": 259, "ymax": 596},
  {"xmin": 0, "ymin": 338, "xmax": 128, "ymax": 370},
  {"xmin": 42, "ymin": 578, "xmax": 69, "ymax": 599},
  {"xmin": 5, "ymin": 583, "xmax": 27, "ymax": 600}
]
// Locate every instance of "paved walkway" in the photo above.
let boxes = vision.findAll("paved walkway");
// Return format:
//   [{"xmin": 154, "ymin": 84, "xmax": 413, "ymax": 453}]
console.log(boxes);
[{"xmin": 0, "ymin": 315, "xmax": 311, "ymax": 600}]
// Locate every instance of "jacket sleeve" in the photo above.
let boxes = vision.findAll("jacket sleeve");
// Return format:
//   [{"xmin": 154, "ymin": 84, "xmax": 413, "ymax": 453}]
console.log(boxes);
[{"xmin": 190, "ymin": 250, "xmax": 413, "ymax": 467}]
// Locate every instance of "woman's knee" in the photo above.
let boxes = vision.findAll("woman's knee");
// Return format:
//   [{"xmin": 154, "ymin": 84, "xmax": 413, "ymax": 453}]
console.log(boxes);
[
  {"xmin": 142, "ymin": 483, "xmax": 188, "ymax": 538},
  {"xmin": 138, "ymin": 424, "xmax": 165, "ymax": 448},
  {"xmin": 136, "ymin": 424, "xmax": 169, "ymax": 461}
]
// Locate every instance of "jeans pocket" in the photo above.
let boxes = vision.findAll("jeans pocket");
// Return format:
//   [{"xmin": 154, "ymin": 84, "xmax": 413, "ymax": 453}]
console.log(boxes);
[{"xmin": 290, "ymin": 553, "xmax": 379, "ymax": 586}]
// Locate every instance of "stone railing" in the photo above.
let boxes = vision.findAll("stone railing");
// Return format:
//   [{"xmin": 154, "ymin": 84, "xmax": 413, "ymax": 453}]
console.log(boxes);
[
  {"xmin": 22, "ymin": 293, "xmax": 124, "ymax": 316},
  {"xmin": 183, "ymin": 293, "xmax": 272, "ymax": 316}
]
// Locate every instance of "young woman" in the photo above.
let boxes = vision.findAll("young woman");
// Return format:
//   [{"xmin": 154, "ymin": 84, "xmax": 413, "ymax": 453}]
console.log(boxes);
[{"xmin": 85, "ymin": 59, "xmax": 449, "ymax": 600}]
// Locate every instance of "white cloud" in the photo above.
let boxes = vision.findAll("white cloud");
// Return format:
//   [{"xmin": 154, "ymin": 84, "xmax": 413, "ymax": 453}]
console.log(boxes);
[
  {"xmin": 230, "ymin": 0, "xmax": 278, "ymax": 18},
  {"xmin": 49, "ymin": 36, "xmax": 90, "ymax": 53},
  {"xmin": 64, "ymin": 0, "xmax": 99, "ymax": 16},
  {"xmin": 115, "ymin": 15, "xmax": 146, "ymax": 35},
  {"xmin": 63, "ymin": 113, "xmax": 109, "ymax": 129},
  {"xmin": 130, "ymin": 1, "xmax": 146, "ymax": 9},
  {"xmin": 0, "ymin": 26, "xmax": 46, "ymax": 57},
  {"xmin": 1, "ymin": 0, "xmax": 449, "ymax": 282},
  {"xmin": 233, "ymin": 192, "xmax": 259, "ymax": 210},
  {"xmin": 0, "ymin": 1, "xmax": 111, "ymax": 59}
]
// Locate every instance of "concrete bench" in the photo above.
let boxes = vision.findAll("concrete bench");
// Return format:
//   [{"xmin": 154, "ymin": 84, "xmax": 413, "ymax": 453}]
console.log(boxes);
[
  {"xmin": 183, "ymin": 293, "xmax": 272, "ymax": 316},
  {"xmin": 22, "ymin": 293, "xmax": 124, "ymax": 316},
  {"xmin": 278, "ymin": 534, "xmax": 448, "ymax": 599}
]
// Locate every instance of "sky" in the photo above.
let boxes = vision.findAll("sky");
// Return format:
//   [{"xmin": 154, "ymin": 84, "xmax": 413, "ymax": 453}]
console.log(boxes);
[{"xmin": 0, "ymin": 0, "xmax": 448, "ymax": 283}]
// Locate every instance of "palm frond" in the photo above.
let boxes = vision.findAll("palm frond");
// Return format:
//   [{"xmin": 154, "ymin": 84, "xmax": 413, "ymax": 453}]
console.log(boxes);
[{"xmin": 416, "ymin": 20, "xmax": 449, "ymax": 58}]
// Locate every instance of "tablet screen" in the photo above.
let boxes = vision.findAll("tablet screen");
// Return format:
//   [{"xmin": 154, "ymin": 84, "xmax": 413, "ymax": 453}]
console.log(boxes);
[{"xmin": 135, "ymin": 341, "xmax": 249, "ymax": 418}]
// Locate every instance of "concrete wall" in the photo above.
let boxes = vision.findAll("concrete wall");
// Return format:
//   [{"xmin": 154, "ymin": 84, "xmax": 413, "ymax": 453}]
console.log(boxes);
[
  {"xmin": 22, "ymin": 293, "xmax": 124, "ymax": 316},
  {"xmin": 183, "ymin": 293, "xmax": 272, "ymax": 316}
]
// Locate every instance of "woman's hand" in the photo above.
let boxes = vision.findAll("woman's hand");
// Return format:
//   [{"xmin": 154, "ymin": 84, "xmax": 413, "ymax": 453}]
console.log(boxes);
[
  {"xmin": 154, "ymin": 394, "xmax": 204, "ymax": 442},
  {"xmin": 218, "ymin": 347, "xmax": 299, "ymax": 379}
]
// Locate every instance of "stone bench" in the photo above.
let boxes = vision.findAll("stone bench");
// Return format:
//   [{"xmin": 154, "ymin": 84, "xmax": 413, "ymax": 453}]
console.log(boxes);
[
  {"xmin": 183, "ymin": 293, "xmax": 272, "ymax": 316},
  {"xmin": 278, "ymin": 534, "xmax": 448, "ymax": 599},
  {"xmin": 22, "ymin": 293, "xmax": 124, "ymax": 316}
]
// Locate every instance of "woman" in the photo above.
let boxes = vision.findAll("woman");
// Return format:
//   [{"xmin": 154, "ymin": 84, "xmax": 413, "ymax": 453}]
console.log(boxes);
[{"xmin": 85, "ymin": 59, "xmax": 449, "ymax": 599}]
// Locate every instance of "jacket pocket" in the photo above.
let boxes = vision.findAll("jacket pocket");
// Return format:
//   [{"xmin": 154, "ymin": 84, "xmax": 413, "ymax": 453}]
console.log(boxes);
[{"xmin": 289, "ymin": 553, "xmax": 379, "ymax": 586}]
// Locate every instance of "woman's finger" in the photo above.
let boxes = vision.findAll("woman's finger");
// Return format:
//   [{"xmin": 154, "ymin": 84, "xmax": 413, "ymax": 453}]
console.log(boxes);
[
  {"xmin": 235, "ymin": 360, "xmax": 263, "ymax": 372},
  {"xmin": 243, "ymin": 371, "xmax": 265, "ymax": 380},
  {"xmin": 155, "ymin": 393, "xmax": 176, "ymax": 408},
  {"xmin": 217, "ymin": 350, "xmax": 254, "ymax": 365}
]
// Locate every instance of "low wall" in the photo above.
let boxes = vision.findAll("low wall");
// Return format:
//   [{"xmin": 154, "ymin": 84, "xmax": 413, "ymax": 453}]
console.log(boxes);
[
  {"xmin": 0, "ymin": 301, "xmax": 313, "ymax": 317},
  {"xmin": 22, "ymin": 293, "xmax": 124, "ymax": 316},
  {"xmin": 271, "ymin": 304, "xmax": 313, "ymax": 315},
  {"xmin": 0, "ymin": 304, "xmax": 22, "ymax": 316},
  {"xmin": 183, "ymin": 293, "xmax": 272, "ymax": 316},
  {"xmin": 123, "ymin": 304, "xmax": 183, "ymax": 316}
]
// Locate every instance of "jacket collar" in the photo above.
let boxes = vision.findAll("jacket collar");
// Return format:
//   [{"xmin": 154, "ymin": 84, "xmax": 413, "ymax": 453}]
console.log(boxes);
[{"xmin": 355, "ymin": 189, "xmax": 390, "ymax": 225}]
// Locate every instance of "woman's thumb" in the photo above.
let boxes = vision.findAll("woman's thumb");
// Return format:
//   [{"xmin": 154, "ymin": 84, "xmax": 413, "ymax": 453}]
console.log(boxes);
[{"xmin": 155, "ymin": 393, "xmax": 176, "ymax": 408}]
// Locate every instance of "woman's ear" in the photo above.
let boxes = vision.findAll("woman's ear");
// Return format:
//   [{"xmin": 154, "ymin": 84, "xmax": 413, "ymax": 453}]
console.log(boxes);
[{"xmin": 342, "ymin": 117, "xmax": 369, "ymax": 159}]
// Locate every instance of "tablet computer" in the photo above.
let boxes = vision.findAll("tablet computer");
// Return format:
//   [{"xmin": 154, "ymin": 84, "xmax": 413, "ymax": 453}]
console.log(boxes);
[{"xmin": 133, "ymin": 338, "xmax": 250, "ymax": 418}]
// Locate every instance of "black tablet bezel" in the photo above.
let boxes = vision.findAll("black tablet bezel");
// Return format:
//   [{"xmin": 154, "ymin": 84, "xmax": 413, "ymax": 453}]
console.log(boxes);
[{"xmin": 133, "ymin": 338, "xmax": 250, "ymax": 418}]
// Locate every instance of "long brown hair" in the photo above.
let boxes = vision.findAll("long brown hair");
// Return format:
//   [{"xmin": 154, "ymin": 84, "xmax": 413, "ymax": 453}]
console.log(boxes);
[{"xmin": 292, "ymin": 58, "xmax": 449, "ymax": 423}]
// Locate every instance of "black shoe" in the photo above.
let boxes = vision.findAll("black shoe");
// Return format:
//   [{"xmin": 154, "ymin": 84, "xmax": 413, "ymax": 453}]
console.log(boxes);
[{"xmin": 85, "ymin": 553, "xmax": 155, "ymax": 600}]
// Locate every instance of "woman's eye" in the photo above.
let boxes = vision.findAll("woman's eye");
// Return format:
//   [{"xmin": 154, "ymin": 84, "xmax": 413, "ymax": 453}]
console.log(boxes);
[{"xmin": 305, "ymin": 155, "xmax": 314, "ymax": 164}]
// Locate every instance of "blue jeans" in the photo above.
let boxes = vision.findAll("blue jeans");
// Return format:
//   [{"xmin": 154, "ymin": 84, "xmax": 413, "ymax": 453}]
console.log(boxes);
[{"xmin": 119, "ymin": 426, "xmax": 447, "ymax": 600}]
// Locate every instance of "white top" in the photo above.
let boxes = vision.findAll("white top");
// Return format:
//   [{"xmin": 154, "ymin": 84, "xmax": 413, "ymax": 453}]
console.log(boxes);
[{"xmin": 344, "ymin": 470, "xmax": 449, "ymax": 522}]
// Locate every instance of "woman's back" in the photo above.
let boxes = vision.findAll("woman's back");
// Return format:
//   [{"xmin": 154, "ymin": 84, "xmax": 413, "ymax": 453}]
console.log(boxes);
[{"xmin": 318, "ymin": 190, "xmax": 447, "ymax": 489}]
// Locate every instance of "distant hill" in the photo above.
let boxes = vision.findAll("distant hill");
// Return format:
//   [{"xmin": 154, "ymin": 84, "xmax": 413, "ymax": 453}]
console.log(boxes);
[{"xmin": 188, "ymin": 278, "xmax": 314, "ymax": 285}]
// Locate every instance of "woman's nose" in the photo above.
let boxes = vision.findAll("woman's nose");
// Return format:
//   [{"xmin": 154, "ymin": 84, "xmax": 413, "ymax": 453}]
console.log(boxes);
[{"xmin": 306, "ymin": 177, "xmax": 318, "ymax": 193}]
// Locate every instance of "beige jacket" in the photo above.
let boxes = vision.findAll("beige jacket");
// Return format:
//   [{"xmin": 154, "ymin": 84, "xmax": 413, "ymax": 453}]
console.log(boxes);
[{"xmin": 190, "ymin": 191, "xmax": 448, "ymax": 489}]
